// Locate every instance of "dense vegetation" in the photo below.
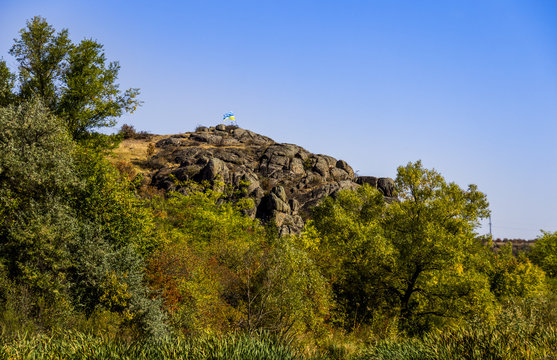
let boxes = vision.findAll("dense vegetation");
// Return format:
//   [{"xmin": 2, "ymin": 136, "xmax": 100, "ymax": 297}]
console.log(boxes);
[{"xmin": 1, "ymin": 17, "xmax": 557, "ymax": 359}]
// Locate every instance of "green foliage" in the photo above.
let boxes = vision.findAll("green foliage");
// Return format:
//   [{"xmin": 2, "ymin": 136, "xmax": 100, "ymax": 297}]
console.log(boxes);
[
  {"xmin": 147, "ymin": 182, "xmax": 330, "ymax": 338},
  {"xmin": 529, "ymin": 230, "xmax": 557, "ymax": 278},
  {"xmin": 0, "ymin": 60, "xmax": 15, "ymax": 106},
  {"xmin": 57, "ymin": 39, "xmax": 141, "ymax": 139},
  {"xmin": 9, "ymin": 16, "xmax": 71, "ymax": 109},
  {"xmin": 2, "ymin": 311, "xmax": 557, "ymax": 360},
  {"xmin": 0, "ymin": 100, "xmax": 165, "ymax": 338},
  {"xmin": 72, "ymin": 148, "xmax": 158, "ymax": 254},
  {"xmin": 69, "ymin": 225, "xmax": 167, "ymax": 338},
  {"xmin": 0, "ymin": 18, "xmax": 156, "ymax": 340},
  {"xmin": 0, "ymin": 99, "xmax": 77, "ymax": 209},
  {"xmin": 359, "ymin": 298, "xmax": 557, "ymax": 360},
  {"xmin": 6, "ymin": 16, "xmax": 140, "ymax": 141},
  {"xmin": 0, "ymin": 332, "xmax": 304, "ymax": 360},
  {"xmin": 0, "ymin": 100, "xmax": 78, "ymax": 328},
  {"xmin": 489, "ymin": 244, "xmax": 547, "ymax": 299},
  {"xmin": 310, "ymin": 161, "xmax": 496, "ymax": 334},
  {"xmin": 381, "ymin": 161, "xmax": 494, "ymax": 331},
  {"xmin": 309, "ymin": 184, "xmax": 392, "ymax": 329}
]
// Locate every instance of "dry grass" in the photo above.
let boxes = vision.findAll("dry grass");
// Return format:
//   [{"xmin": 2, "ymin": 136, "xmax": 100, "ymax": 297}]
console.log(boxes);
[
  {"xmin": 109, "ymin": 135, "xmax": 167, "ymax": 172},
  {"xmin": 108, "ymin": 133, "xmax": 261, "ymax": 178}
]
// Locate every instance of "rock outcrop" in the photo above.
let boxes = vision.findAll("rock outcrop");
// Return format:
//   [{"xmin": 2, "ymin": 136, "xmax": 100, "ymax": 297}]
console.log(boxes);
[{"xmin": 146, "ymin": 125, "xmax": 394, "ymax": 236}]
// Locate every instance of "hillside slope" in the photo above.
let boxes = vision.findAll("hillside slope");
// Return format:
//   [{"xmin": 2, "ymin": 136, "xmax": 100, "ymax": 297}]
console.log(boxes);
[{"xmin": 112, "ymin": 124, "xmax": 395, "ymax": 235}]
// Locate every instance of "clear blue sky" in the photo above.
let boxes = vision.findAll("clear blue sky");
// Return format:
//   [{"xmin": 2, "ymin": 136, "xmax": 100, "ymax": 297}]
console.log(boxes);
[{"xmin": 1, "ymin": 0, "xmax": 556, "ymax": 239}]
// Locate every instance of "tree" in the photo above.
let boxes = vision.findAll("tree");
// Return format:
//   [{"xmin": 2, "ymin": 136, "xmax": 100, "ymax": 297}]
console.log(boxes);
[
  {"xmin": 309, "ymin": 161, "xmax": 496, "ymax": 333},
  {"xmin": 0, "ymin": 100, "xmax": 80, "ymax": 327},
  {"xmin": 382, "ymin": 161, "xmax": 493, "ymax": 330},
  {"xmin": 57, "ymin": 39, "xmax": 140, "ymax": 139},
  {"xmin": 7, "ymin": 16, "xmax": 140, "ymax": 140},
  {"xmin": 0, "ymin": 99, "xmax": 77, "ymax": 229},
  {"xmin": 0, "ymin": 60, "xmax": 15, "ymax": 106},
  {"xmin": 0, "ymin": 100, "xmax": 165, "ymax": 336},
  {"xmin": 489, "ymin": 244, "xmax": 546, "ymax": 299},
  {"xmin": 9, "ymin": 17, "xmax": 70, "ymax": 108},
  {"xmin": 529, "ymin": 231, "xmax": 557, "ymax": 278},
  {"xmin": 309, "ymin": 184, "xmax": 393, "ymax": 330},
  {"xmin": 146, "ymin": 182, "xmax": 331, "ymax": 337}
]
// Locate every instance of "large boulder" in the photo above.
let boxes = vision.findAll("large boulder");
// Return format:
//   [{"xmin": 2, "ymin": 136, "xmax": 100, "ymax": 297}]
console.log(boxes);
[
  {"xmin": 356, "ymin": 176, "xmax": 378, "ymax": 187},
  {"xmin": 197, "ymin": 158, "xmax": 229, "ymax": 182},
  {"xmin": 378, "ymin": 177, "xmax": 395, "ymax": 197},
  {"xmin": 336, "ymin": 160, "xmax": 354, "ymax": 178},
  {"xmin": 313, "ymin": 157, "xmax": 330, "ymax": 178}
]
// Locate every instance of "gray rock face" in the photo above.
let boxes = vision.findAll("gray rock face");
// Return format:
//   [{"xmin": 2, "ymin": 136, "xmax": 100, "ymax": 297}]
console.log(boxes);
[
  {"xmin": 377, "ymin": 178, "xmax": 395, "ymax": 197},
  {"xmin": 198, "ymin": 158, "xmax": 229, "ymax": 182},
  {"xmin": 149, "ymin": 126, "xmax": 394, "ymax": 234},
  {"xmin": 356, "ymin": 176, "xmax": 377, "ymax": 187}
]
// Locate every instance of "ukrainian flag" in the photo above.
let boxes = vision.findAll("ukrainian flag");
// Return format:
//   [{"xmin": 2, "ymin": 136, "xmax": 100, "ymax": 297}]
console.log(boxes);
[{"xmin": 223, "ymin": 112, "xmax": 236, "ymax": 122}]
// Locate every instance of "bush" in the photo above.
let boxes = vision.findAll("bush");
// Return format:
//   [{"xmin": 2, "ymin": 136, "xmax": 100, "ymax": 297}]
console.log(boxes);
[
  {"xmin": 119, "ymin": 124, "xmax": 153, "ymax": 140},
  {"xmin": 146, "ymin": 183, "xmax": 331, "ymax": 339},
  {"xmin": 120, "ymin": 124, "xmax": 137, "ymax": 139},
  {"xmin": 529, "ymin": 231, "xmax": 557, "ymax": 278}
]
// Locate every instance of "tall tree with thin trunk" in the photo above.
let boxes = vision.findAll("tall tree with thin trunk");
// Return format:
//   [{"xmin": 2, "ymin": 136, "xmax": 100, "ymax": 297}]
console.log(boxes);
[{"xmin": 7, "ymin": 16, "xmax": 140, "ymax": 141}]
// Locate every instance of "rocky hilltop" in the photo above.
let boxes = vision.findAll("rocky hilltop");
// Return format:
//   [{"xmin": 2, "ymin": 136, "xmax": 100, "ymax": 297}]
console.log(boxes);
[{"xmin": 128, "ymin": 124, "xmax": 395, "ymax": 235}]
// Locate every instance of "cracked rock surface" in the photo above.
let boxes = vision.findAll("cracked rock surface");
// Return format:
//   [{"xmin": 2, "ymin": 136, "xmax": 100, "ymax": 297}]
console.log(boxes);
[{"xmin": 146, "ymin": 125, "xmax": 395, "ymax": 235}]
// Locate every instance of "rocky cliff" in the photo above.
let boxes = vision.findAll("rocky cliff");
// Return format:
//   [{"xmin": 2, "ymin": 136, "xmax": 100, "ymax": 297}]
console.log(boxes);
[{"xmin": 131, "ymin": 124, "xmax": 395, "ymax": 235}]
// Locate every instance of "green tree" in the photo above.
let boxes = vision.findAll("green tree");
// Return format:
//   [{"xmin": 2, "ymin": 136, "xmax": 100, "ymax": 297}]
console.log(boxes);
[
  {"xmin": 0, "ymin": 100, "xmax": 165, "ymax": 337},
  {"xmin": 0, "ymin": 100, "xmax": 80, "ymax": 328},
  {"xmin": 309, "ymin": 184, "xmax": 392, "ymax": 329},
  {"xmin": 309, "ymin": 161, "xmax": 495, "ymax": 333},
  {"xmin": 0, "ymin": 99, "xmax": 77, "ymax": 231},
  {"xmin": 147, "ymin": 182, "xmax": 331, "ymax": 337},
  {"xmin": 7, "ymin": 16, "xmax": 140, "ymax": 140},
  {"xmin": 58, "ymin": 39, "xmax": 140, "ymax": 139},
  {"xmin": 529, "ymin": 231, "xmax": 557, "ymax": 278},
  {"xmin": 9, "ymin": 17, "xmax": 70, "ymax": 108},
  {"xmin": 383, "ymin": 161, "xmax": 494, "ymax": 331},
  {"xmin": 489, "ymin": 244, "xmax": 546, "ymax": 299},
  {"xmin": 0, "ymin": 60, "xmax": 15, "ymax": 106}
]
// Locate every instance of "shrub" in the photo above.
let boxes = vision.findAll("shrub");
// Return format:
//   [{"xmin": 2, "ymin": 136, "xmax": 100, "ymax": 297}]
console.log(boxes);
[
  {"xmin": 147, "ymin": 143, "xmax": 156, "ymax": 157},
  {"xmin": 120, "ymin": 124, "xmax": 137, "ymax": 139},
  {"xmin": 119, "ymin": 124, "xmax": 153, "ymax": 140}
]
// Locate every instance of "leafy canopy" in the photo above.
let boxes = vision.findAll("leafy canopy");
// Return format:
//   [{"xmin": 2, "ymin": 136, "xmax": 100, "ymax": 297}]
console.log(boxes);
[
  {"xmin": 308, "ymin": 161, "xmax": 496, "ymax": 333},
  {"xmin": 6, "ymin": 16, "xmax": 140, "ymax": 140},
  {"xmin": 529, "ymin": 231, "xmax": 557, "ymax": 278},
  {"xmin": 0, "ymin": 100, "xmax": 165, "ymax": 337},
  {"xmin": 147, "ymin": 182, "xmax": 331, "ymax": 337}
]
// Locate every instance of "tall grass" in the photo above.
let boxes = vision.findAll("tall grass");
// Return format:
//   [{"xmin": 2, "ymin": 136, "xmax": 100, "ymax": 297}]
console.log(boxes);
[
  {"xmin": 0, "ymin": 332, "xmax": 304, "ymax": 360},
  {"xmin": 2, "ymin": 312, "xmax": 557, "ymax": 359},
  {"xmin": 358, "ymin": 323, "xmax": 557, "ymax": 360},
  {"xmin": 2, "ymin": 327, "xmax": 557, "ymax": 360}
]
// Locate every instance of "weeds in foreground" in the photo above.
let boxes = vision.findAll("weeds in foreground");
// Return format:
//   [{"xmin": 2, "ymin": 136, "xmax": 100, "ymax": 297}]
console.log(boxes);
[
  {"xmin": 0, "ymin": 332, "xmax": 303, "ymax": 360},
  {"xmin": 2, "ymin": 323, "xmax": 557, "ymax": 360}
]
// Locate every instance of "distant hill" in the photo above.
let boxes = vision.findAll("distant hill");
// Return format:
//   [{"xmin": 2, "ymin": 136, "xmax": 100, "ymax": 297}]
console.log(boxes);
[{"xmin": 111, "ymin": 124, "xmax": 396, "ymax": 235}]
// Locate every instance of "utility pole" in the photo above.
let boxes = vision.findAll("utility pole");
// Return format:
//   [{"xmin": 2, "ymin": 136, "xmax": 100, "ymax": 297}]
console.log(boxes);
[{"xmin": 489, "ymin": 215, "xmax": 492, "ymax": 237}]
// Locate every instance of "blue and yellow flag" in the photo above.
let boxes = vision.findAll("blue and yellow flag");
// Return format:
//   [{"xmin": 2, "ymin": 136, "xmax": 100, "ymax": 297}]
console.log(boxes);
[{"xmin": 223, "ymin": 112, "xmax": 235, "ymax": 122}]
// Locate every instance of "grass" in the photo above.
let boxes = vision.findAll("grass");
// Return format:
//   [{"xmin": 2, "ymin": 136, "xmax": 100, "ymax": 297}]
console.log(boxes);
[
  {"xmin": 109, "ymin": 137, "xmax": 166, "ymax": 170},
  {"xmin": 357, "ymin": 323, "xmax": 557, "ymax": 360},
  {"xmin": 0, "ymin": 332, "xmax": 304, "ymax": 360},
  {"xmin": 2, "ymin": 323, "xmax": 557, "ymax": 360}
]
